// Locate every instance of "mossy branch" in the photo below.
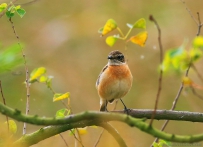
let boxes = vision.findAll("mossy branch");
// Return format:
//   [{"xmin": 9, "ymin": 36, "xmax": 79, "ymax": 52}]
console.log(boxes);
[
  {"xmin": 1, "ymin": 102, "xmax": 203, "ymax": 145},
  {"xmin": 14, "ymin": 121, "xmax": 126, "ymax": 147}
]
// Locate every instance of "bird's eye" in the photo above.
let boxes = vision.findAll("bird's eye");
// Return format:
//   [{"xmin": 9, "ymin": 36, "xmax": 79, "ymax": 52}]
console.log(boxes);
[{"xmin": 117, "ymin": 55, "xmax": 124, "ymax": 60}]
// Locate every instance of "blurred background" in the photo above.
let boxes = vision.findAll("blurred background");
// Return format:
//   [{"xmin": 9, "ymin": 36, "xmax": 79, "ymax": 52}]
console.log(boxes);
[{"xmin": 0, "ymin": 0, "xmax": 203, "ymax": 146}]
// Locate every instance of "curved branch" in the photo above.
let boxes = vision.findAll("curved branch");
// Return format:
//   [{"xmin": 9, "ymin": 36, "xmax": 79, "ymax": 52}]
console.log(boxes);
[
  {"xmin": 14, "ymin": 121, "xmax": 126, "ymax": 147},
  {"xmin": 2, "ymin": 102, "xmax": 203, "ymax": 143},
  {"xmin": 98, "ymin": 123, "xmax": 127, "ymax": 147},
  {"xmin": 14, "ymin": 121, "xmax": 91, "ymax": 147}
]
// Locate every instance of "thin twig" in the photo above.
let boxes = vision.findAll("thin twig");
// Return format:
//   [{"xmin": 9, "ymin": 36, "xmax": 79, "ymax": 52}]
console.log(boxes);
[
  {"xmin": 190, "ymin": 87, "xmax": 203, "ymax": 100},
  {"xmin": 149, "ymin": 15, "xmax": 163, "ymax": 126},
  {"xmin": 9, "ymin": 18, "xmax": 30, "ymax": 135},
  {"xmin": 94, "ymin": 129, "xmax": 104, "ymax": 147},
  {"xmin": 150, "ymin": 83, "xmax": 184, "ymax": 146},
  {"xmin": 180, "ymin": 0, "xmax": 203, "ymax": 36},
  {"xmin": 16, "ymin": 0, "xmax": 39, "ymax": 6},
  {"xmin": 0, "ymin": 81, "xmax": 9, "ymax": 131},
  {"xmin": 59, "ymin": 133, "xmax": 69, "ymax": 147},
  {"xmin": 70, "ymin": 129, "xmax": 84, "ymax": 147},
  {"xmin": 180, "ymin": 0, "xmax": 198, "ymax": 24},
  {"xmin": 46, "ymin": 81, "xmax": 71, "ymax": 145},
  {"xmin": 196, "ymin": 12, "xmax": 203, "ymax": 36}
]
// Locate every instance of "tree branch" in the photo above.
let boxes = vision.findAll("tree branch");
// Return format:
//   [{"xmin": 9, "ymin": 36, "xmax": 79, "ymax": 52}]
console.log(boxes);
[
  {"xmin": 14, "ymin": 121, "xmax": 126, "ymax": 147},
  {"xmin": 98, "ymin": 122, "xmax": 127, "ymax": 147},
  {"xmin": 2, "ymin": 101, "xmax": 203, "ymax": 125},
  {"xmin": 112, "ymin": 109, "xmax": 203, "ymax": 122},
  {"xmin": 149, "ymin": 15, "xmax": 164, "ymax": 126},
  {"xmin": 2, "ymin": 101, "xmax": 203, "ymax": 144},
  {"xmin": 14, "ymin": 121, "xmax": 90, "ymax": 147}
]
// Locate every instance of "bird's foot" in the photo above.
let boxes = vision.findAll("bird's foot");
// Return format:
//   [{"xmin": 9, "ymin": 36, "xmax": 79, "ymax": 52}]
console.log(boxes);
[{"xmin": 123, "ymin": 107, "xmax": 131, "ymax": 115}]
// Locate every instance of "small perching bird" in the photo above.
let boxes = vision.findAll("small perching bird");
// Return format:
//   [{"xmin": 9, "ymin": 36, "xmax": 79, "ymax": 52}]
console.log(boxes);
[{"xmin": 96, "ymin": 50, "xmax": 133, "ymax": 111}]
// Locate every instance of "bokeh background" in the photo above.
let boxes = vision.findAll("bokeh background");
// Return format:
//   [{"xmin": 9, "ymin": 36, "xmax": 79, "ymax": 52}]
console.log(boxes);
[{"xmin": 0, "ymin": 0, "xmax": 203, "ymax": 146}]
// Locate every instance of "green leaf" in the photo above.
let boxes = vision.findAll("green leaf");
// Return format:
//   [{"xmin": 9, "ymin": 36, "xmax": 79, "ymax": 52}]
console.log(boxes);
[
  {"xmin": 0, "ymin": 43, "xmax": 23, "ymax": 74},
  {"xmin": 159, "ymin": 139, "xmax": 171, "ymax": 147},
  {"xmin": 105, "ymin": 36, "xmax": 118, "ymax": 47},
  {"xmin": 193, "ymin": 36, "xmax": 203, "ymax": 49},
  {"xmin": 69, "ymin": 129, "xmax": 75, "ymax": 136},
  {"xmin": 190, "ymin": 48, "xmax": 203, "ymax": 62},
  {"xmin": 162, "ymin": 45, "xmax": 188, "ymax": 72},
  {"xmin": 6, "ymin": 10, "xmax": 15, "ymax": 18},
  {"xmin": 98, "ymin": 27, "xmax": 104, "ymax": 34},
  {"xmin": 152, "ymin": 142, "xmax": 159, "ymax": 147},
  {"xmin": 53, "ymin": 92, "xmax": 70, "ymax": 102},
  {"xmin": 16, "ymin": 8, "xmax": 26, "ymax": 18},
  {"xmin": 55, "ymin": 108, "xmax": 70, "ymax": 118},
  {"xmin": 46, "ymin": 76, "xmax": 53, "ymax": 88},
  {"xmin": 133, "ymin": 18, "xmax": 146, "ymax": 29}
]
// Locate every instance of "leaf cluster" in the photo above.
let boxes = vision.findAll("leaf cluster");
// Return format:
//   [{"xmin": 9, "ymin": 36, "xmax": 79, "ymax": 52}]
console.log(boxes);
[
  {"xmin": 162, "ymin": 36, "xmax": 203, "ymax": 73},
  {"xmin": 0, "ymin": 2, "xmax": 26, "ymax": 18},
  {"xmin": 98, "ymin": 18, "xmax": 148, "ymax": 47}
]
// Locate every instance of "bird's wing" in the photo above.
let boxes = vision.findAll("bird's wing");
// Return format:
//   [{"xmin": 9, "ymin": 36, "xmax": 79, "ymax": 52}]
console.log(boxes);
[{"xmin": 96, "ymin": 64, "xmax": 108, "ymax": 88}]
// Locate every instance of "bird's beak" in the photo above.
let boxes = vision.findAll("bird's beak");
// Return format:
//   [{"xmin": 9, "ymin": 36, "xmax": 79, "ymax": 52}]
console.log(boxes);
[{"xmin": 108, "ymin": 55, "xmax": 113, "ymax": 59}]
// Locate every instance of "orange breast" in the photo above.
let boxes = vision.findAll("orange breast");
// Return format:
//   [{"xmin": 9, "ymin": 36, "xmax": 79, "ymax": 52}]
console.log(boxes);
[{"xmin": 98, "ymin": 64, "xmax": 133, "ymax": 101}]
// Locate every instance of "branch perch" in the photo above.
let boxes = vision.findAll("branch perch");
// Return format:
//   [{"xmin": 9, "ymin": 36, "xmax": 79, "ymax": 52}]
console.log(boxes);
[{"xmin": 1, "ymin": 102, "xmax": 203, "ymax": 144}]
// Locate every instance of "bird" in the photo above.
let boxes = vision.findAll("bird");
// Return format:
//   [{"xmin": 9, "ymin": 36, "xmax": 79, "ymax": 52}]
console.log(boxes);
[{"xmin": 96, "ymin": 50, "xmax": 133, "ymax": 111}]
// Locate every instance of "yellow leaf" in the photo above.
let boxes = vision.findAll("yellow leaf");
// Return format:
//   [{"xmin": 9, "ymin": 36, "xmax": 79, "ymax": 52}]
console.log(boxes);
[
  {"xmin": 193, "ymin": 36, "xmax": 203, "ymax": 48},
  {"xmin": 106, "ymin": 36, "xmax": 117, "ymax": 47},
  {"xmin": 29, "ymin": 67, "xmax": 46, "ymax": 82},
  {"xmin": 183, "ymin": 76, "xmax": 203, "ymax": 90},
  {"xmin": 77, "ymin": 127, "xmax": 87, "ymax": 135},
  {"xmin": 0, "ymin": 3, "xmax": 7, "ymax": 8},
  {"xmin": 4, "ymin": 120, "xmax": 17, "ymax": 134},
  {"xmin": 102, "ymin": 19, "xmax": 117, "ymax": 36},
  {"xmin": 182, "ymin": 76, "xmax": 193, "ymax": 86},
  {"xmin": 15, "ymin": 5, "xmax": 21, "ymax": 10},
  {"xmin": 90, "ymin": 125, "xmax": 98, "ymax": 128},
  {"xmin": 128, "ymin": 31, "xmax": 148, "ymax": 47},
  {"xmin": 39, "ymin": 75, "xmax": 48, "ymax": 83},
  {"xmin": 53, "ymin": 92, "xmax": 70, "ymax": 102}
]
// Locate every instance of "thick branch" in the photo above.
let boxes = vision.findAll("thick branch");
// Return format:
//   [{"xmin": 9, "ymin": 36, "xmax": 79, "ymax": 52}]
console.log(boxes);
[
  {"xmin": 14, "ymin": 121, "xmax": 91, "ymax": 147},
  {"xmin": 14, "ymin": 121, "xmax": 126, "ymax": 147},
  {"xmin": 112, "ymin": 109, "xmax": 203, "ymax": 122},
  {"xmin": 2, "ymin": 102, "xmax": 203, "ymax": 143},
  {"xmin": 1, "ymin": 101, "xmax": 203, "ymax": 124}
]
